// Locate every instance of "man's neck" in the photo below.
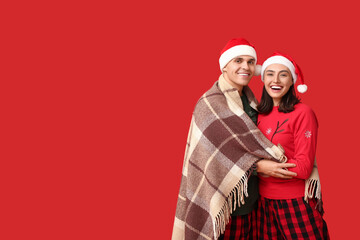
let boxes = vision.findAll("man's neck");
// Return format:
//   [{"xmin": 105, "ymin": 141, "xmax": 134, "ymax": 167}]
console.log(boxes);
[{"xmin": 223, "ymin": 77, "xmax": 244, "ymax": 95}]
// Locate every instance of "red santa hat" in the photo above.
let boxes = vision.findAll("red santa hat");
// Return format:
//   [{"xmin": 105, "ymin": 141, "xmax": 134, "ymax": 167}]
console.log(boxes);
[
  {"xmin": 219, "ymin": 38, "xmax": 262, "ymax": 76},
  {"xmin": 260, "ymin": 52, "xmax": 308, "ymax": 93}
]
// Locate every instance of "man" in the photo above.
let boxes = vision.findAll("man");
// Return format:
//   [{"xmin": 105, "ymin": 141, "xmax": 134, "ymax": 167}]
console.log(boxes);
[{"xmin": 172, "ymin": 38, "xmax": 296, "ymax": 240}]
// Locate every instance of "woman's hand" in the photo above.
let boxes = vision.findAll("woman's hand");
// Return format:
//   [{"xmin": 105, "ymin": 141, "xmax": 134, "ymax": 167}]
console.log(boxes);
[{"xmin": 256, "ymin": 159, "xmax": 297, "ymax": 179}]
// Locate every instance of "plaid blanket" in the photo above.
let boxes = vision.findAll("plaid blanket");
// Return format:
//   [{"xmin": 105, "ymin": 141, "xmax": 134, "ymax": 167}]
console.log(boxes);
[{"xmin": 172, "ymin": 75, "xmax": 287, "ymax": 240}]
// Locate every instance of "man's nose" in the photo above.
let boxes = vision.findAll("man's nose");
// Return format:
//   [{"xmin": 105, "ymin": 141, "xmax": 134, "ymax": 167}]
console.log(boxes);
[{"xmin": 241, "ymin": 62, "xmax": 249, "ymax": 70}]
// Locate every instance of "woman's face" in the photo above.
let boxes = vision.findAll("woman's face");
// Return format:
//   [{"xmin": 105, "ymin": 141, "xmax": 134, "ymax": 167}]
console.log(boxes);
[{"xmin": 263, "ymin": 64, "xmax": 293, "ymax": 106}]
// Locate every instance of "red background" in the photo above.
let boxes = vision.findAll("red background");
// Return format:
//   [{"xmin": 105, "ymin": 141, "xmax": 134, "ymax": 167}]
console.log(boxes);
[{"xmin": 1, "ymin": 0, "xmax": 359, "ymax": 239}]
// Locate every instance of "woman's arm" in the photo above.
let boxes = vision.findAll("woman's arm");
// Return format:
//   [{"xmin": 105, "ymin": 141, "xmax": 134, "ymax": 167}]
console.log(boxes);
[{"xmin": 286, "ymin": 106, "xmax": 318, "ymax": 179}]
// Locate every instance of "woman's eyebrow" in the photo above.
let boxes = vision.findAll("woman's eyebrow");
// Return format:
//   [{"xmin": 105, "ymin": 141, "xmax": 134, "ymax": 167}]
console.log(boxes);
[{"xmin": 265, "ymin": 69, "xmax": 290, "ymax": 73}]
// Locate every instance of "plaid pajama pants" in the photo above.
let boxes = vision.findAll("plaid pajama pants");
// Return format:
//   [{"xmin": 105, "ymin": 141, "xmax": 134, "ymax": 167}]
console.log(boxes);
[
  {"xmin": 257, "ymin": 196, "xmax": 330, "ymax": 240},
  {"xmin": 218, "ymin": 208, "xmax": 258, "ymax": 240}
]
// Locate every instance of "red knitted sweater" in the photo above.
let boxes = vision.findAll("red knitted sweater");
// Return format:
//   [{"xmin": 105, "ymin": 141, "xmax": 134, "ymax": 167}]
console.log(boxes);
[{"xmin": 257, "ymin": 103, "xmax": 318, "ymax": 199}]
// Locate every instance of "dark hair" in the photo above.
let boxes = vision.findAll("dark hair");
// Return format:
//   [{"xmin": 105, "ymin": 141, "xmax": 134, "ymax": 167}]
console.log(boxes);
[{"xmin": 257, "ymin": 85, "xmax": 301, "ymax": 114}]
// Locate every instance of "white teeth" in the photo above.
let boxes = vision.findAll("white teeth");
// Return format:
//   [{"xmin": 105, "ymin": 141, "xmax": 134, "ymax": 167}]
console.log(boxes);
[
  {"xmin": 239, "ymin": 73, "xmax": 249, "ymax": 76},
  {"xmin": 271, "ymin": 86, "xmax": 282, "ymax": 90}
]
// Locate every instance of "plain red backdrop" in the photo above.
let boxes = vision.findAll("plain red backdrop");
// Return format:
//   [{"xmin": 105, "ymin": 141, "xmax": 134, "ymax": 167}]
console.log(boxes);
[{"xmin": 1, "ymin": 0, "xmax": 359, "ymax": 239}]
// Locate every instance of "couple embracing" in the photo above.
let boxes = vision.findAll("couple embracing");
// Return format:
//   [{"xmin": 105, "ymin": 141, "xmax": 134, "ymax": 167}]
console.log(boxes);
[{"xmin": 172, "ymin": 38, "xmax": 329, "ymax": 240}]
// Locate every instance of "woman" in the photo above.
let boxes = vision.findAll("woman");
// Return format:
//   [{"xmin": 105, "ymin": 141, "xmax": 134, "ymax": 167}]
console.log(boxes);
[{"xmin": 256, "ymin": 53, "xmax": 329, "ymax": 239}]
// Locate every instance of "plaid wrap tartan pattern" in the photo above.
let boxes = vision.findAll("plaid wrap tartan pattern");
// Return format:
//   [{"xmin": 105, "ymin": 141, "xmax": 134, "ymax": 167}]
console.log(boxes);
[
  {"xmin": 257, "ymin": 197, "xmax": 329, "ymax": 240},
  {"xmin": 172, "ymin": 75, "xmax": 287, "ymax": 240},
  {"xmin": 218, "ymin": 208, "xmax": 258, "ymax": 240}
]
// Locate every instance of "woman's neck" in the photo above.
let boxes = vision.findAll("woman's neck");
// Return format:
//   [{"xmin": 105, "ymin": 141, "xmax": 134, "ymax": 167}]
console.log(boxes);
[{"xmin": 273, "ymin": 99, "xmax": 280, "ymax": 106}]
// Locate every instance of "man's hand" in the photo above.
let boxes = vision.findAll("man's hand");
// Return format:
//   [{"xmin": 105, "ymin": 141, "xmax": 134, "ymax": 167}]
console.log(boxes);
[{"xmin": 256, "ymin": 159, "xmax": 297, "ymax": 179}]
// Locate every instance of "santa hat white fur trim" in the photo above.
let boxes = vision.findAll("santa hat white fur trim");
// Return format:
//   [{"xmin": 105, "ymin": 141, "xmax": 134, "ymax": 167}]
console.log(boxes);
[
  {"xmin": 260, "ymin": 56, "xmax": 297, "ymax": 84},
  {"xmin": 219, "ymin": 45, "xmax": 257, "ymax": 71},
  {"xmin": 255, "ymin": 64, "xmax": 262, "ymax": 76},
  {"xmin": 297, "ymin": 84, "xmax": 308, "ymax": 93}
]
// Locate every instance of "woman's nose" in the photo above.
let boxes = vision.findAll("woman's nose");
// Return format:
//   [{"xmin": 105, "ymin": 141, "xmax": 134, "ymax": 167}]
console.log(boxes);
[{"xmin": 273, "ymin": 74, "xmax": 280, "ymax": 82}]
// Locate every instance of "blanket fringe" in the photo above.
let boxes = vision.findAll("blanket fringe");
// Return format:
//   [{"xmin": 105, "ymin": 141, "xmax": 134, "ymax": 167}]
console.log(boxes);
[
  {"xmin": 214, "ymin": 173, "xmax": 249, "ymax": 239},
  {"xmin": 304, "ymin": 179, "xmax": 321, "ymax": 200},
  {"xmin": 304, "ymin": 178, "xmax": 323, "ymax": 213}
]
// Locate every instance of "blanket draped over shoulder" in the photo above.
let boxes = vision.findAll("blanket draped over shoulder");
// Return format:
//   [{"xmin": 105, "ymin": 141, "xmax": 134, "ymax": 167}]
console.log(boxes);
[{"xmin": 172, "ymin": 75, "xmax": 287, "ymax": 240}]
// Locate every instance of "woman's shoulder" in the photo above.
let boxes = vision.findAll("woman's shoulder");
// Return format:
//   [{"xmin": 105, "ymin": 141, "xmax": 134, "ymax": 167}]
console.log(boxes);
[
  {"xmin": 294, "ymin": 103, "xmax": 315, "ymax": 113},
  {"xmin": 293, "ymin": 103, "xmax": 317, "ymax": 121}
]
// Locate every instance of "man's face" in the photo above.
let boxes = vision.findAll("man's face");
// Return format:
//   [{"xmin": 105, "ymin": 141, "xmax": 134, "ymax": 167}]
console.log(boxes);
[{"xmin": 222, "ymin": 55, "xmax": 255, "ymax": 90}]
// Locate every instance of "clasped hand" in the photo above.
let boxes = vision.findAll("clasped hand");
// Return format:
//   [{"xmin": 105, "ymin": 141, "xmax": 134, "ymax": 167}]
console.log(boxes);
[{"xmin": 256, "ymin": 159, "xmax": 297, "ymax": 179}]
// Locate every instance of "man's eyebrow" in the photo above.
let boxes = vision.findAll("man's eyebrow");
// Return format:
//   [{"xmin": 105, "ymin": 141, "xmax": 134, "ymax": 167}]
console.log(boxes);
[{"xmin": 234, "ymin": 57, "xmax": 255, "ymax": 61}]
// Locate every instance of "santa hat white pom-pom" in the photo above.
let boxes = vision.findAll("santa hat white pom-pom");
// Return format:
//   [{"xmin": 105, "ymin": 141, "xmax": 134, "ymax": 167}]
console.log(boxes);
[
  {"xmin": 254, "ymin": 64, "xmax": 262, "ymax": 76},
  {"xmin": 297, "ymin": 84, "xmax": 308, "ymax": 93}
]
